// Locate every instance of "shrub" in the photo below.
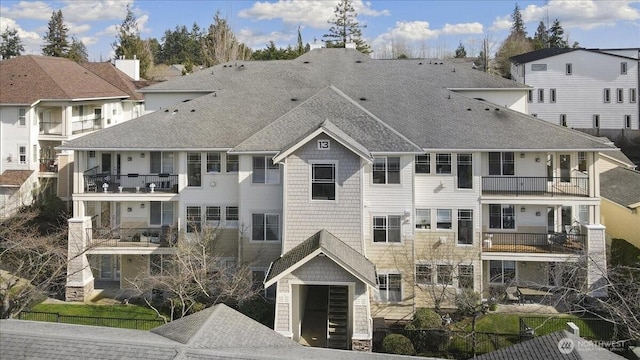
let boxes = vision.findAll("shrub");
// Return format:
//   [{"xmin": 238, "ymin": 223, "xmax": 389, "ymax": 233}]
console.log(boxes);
[
  {"xmin": 382, "ymin": 334, "xmax": 415, "ymax": 355},
  {"xmin": 411, "ymin": 308, "xmax": 442, "ymax": 329},
  {"xmin": 456, "ymin": 289, "xmax": 481, "ymax": 316}
]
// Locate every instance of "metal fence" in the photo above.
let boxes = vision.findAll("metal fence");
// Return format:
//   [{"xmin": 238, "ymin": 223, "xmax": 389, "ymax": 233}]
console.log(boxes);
[{"xmin": 16, "ymin": 311, "xmax": 165, "ymax": 330}]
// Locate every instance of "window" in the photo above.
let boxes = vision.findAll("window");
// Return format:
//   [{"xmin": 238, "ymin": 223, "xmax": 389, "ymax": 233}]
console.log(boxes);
[
  {"xmin": 531, "ymin": 64, "xmax": 547, "ymax": 71},
  {"xmin": 621, "ymin": 62, "xmax": 627, "ymax": 75},
  {"xmin": 550, "ymin": 88, "xmax": 556, "ymax": 103},
  {"xmin": 415, "ymin": 264, "xmax": 432, "ymax": 284},
  {"xmin": 150, "ymin": 254, "xmax": 172, "ymax": 276},
  {"xmin": 578, "ymin": 205, "xmax": 589, "ymax": 224},
  {"xmin": 18, "ymin": 108, "xmax": 26, "ymax": 126},
  {"xmin": 376, "ymin": 274, "xmax": 401, "ymax": 302},
  {"xmin": 415, "ymin": 154, "xmax": 430, "ymax": 174},
  {"xmin": 226, "ymin": 154, "xmax": 239, "ymax": 172},
  {"xmin": 252, "ymin": 213, "xmax": 279, "ymax": 241},
  {"xmin": 373, "ymin": 157, "xmax": 400, "ymax": 184},
  {"xmin": 436, "ymin": 209, "xmax": 452, "ymax": 230},
  {"xmin": 226, "ymin": 206, "xmax": 238, "ymax": 227},
  {"xmin": 560, "ymin": 114, "xmax": 567, "ymax": 127},
  {"xmin": 457, "ymin": 154, "xmax": 472, "ymax": 189},
  {"xmin": 150, "ymin": 152, "xmax": 174, "ymax": 173},
  {"xmin": 373, "ymin": 215, "xmax": 401, "ymax": 243},
  {"xmin": 537, "ymin": 89, "xmax": 544, "ymax": 103},
  {"xmin": 437, "ymin": 265, "xmax": 453, "ymax": 285},
  {"xmin": 617, "ymin": 88, "xmax": 624, "ymax": 103},
  {"xmin": 457, "ymin": 210, "xmax": 473, "ymax": 245},
  {"xmin": 604, "ymin": 88, "xmax": 611, "ymax": 103},
  {"xmin": 488, "ymin": 152, "xmax": 514, "ymax": 176},
  {"xmin": 206, "ymin": 152, "xmax": 221, "ymax": 173},
  {"xmin": 252, "ymin": 156, "xmax": 280, "ymax": 184},
  {"xmin": 311, "ymin": 163, "xmax": 336, "ymax": 200},
  {"xmin": 489, "ymin": 204, "xmax": 515, "ymax": 229},
  {"xmin": 527, "ymin": 90, "xmax": 533, "ymax": 103},
  {"xmin": 33, "ymin": 145, "xmax": 37, "ymax": 163},
  {"xmin": 18, "ymin": 146, "xmax": 26, "ymax": 164},
  {"xmin": 489, "ymin": 260, "xmax": 515, "ymax": 284},
  {"xmin": 625, "ymin": 115, "xmax": 632, "ymax": 129},
  {"xmin": 593, "ymin": 114, "xmax": 600, "ymax": 128},
  {"xmin": 415, "ymin": 209, "xmax": 431, "ymax": 229},
  {"xmin": 150, "ymin": 201, "xmax": 173, "ymax": 226},
  {"xmin": 87, "ymin": 151, "xmax": 96, "ymax": 169},
  {"xmin": 458, "ymin": 265, "xmax": 474, "ymax": 289},
  {"xmin": 206, "ymin": 206, "xmax": 221, "ymax": 226},
  {"xmin": 435, "ymin": 154, "xmax": 451, "ymax": 174},
  {"xmin": 565, "ymin": 63, "xmax": 572, "ymax": 75},
  {"xmin": 186, "ymin": 206, "xmax": 202, "ymax": 233},
  {"xmin": 187, "ymin": 153, "xmax": 201, "ymax": 186},
  {"xmin": 630, "ymin": 88, "xmax": 637, "ymax": 103},
  {"xmin": 578, "ymin": 152, "xmax": 587, "ymax": 172}
]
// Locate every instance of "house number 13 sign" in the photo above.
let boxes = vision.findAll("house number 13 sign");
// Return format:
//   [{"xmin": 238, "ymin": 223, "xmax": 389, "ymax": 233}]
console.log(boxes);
[{"xmin": 317, "ymin": 139, "xmax": 330, "ymax": 150}]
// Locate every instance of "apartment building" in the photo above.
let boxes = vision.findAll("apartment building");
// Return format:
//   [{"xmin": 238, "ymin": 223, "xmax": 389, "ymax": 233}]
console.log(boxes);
[
  {"xmin": 0, "ymin": 56, "xmax": 145, "ymax": 218},
  {"xmin": 61, "ymin": 48, "xmax": 614, "ymax": 351},
  {"xmin": 510, "ymin": 48, "xmax": 639, "ymax": 131}
]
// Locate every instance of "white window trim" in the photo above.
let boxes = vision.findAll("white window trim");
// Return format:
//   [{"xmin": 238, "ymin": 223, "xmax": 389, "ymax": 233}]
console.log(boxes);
[
  {"xmin": 18, "ymin": 108, "xmax": 26, "ymax": 127},
  {"xmin": 185, "ymin": 205, "xmax": 202, "ymax": 233},
  {"xmin": 187, "ymin": 152, "xmax": 202, "ymax": 188},
  {"xmin": 415, "ymin": 154, "xmax": 430, "ymax": 175},
  {"xmin": 372, "ymin": 156, "xmax": 402, "ymax": 185},
  {"xmin": 488, "ymin": 152, "xmax": 515, "ymax": 176},
  {"xmin": 225, "ymin": 154, "xmax": 239, "ymax": 173},
  {"xmin": 488, "ymin": 204, "xmax": 516, "ymax": 231},
  {"xmin": 375, "ymin": 272, "xmax": 402, "ymax": 303},
  {"xmin": 309, "ymin": 160, "xmax": 338, "ymax": 202},
  {"xmin": 456, "ymin": 153, "xmax": 473, "ymax": 190},
  {"xmin": 206, "ymin": 152, "xmax": 221, "ymax": 174},
  {"xmin": 436, "ymin": 209, "xmax": 453, "ymax": 231},
  {"xmin": 415, "ymin": 209, "xmax": 431, "ymax": 230},
  {"xmin": 205, "ymin": 206, "xmax": 221, "ymax": 227},
  {"xmin": 489, "ymin": 260, "xmax": 516, "ymax": 285},
  {"xmin": 250, "ymin": 212, "xmax": 280, "ymax": 242},
  {"xmin": 456, "ymin": 209, "xmax": 474, "ymax": 246},
  {"xmin": 18, "ymin": 145, "xmax": 27, "ymax": 165},
  {"xmin": 372, "ymin": 214, "xmax": 403, "ymax": 244},
  {"xmin": 435, "ymin": 153, "xmax": 452, "ymax": 175},
  {"xmin": 225, "ymin": 206, "xmax": 239, "ymax": 228},
  {"xmin": 252, "ymin": 156, "xmax": 281, "ymax": 185},
  {"xmin": 415, "ymin": 263, "xmax": 433, "ymax": 285}
]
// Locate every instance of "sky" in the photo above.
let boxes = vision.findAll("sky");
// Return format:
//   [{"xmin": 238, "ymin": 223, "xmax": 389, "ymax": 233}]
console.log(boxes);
[{"xmin": 1, "ymin": 0, "xmax": 639, "ymax": 61}]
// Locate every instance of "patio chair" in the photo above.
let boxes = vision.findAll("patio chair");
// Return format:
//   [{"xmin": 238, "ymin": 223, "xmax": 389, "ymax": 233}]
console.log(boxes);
[{"xmin": 506, "ymin": 286, "xmax": 520, "ymax": 304}]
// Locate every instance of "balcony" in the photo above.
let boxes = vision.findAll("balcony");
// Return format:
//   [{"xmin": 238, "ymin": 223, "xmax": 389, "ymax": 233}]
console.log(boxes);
[
  {"xmin": 482, "ymin": 232, "xmax": 585, "ymax": 254},
  {"xmin": 84, "ymin": 174, "xmax": 178, "ymax": 193},
  {"xmin": 89, "ymin": 227, "xmax": 176, "ymax": 248},
  {"xmin": 39, "ymin": 121, "xmax": 62, "ymax": 135},
  {"xmin": 39, "ymin": 158, "xmax": 58, "ymax": 173},
  {"xmin": 482, "ymin": 176, "xmax": 589, "ymax": 197},
  {"xmin": 72, "ymin": 118, "xmax": 103, "ymax": 134}
]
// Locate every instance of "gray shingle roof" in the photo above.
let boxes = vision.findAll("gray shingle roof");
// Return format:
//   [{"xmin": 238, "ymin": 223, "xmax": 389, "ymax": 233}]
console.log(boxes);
[
  {"xmin": 265, "ymin": 229, "xmax": 376, "ymax": 287},
  {"xmin": 474, "ymin": 330, "xmax": 625, "ymax": 360},
  {"xmin": 600, "ymin": 167, "xmax": 640, "ymax": 208},
  {"xmin": 59, "ymin": 48, "xmax": 614, "ymax": 152}
]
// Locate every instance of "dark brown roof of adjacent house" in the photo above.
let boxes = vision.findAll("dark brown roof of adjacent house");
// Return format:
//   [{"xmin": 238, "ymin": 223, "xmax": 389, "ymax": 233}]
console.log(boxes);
[
  {"xmin": 0, "ymin": 170, "xmax": 34, "ymax": 187},
  {"xmin": 80, "ymin": 62, "xmax": 145, "ymax": 101},
  {"xmin": 0, "ymin": 55, "xmax": 128, "ymax": 104}
]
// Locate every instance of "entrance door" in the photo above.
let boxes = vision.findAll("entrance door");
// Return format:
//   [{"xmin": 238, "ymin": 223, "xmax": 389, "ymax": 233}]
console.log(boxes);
[
  {"xmin": 560, "ymin": 154, "xmax": 571, "ymax": 182},
  {"xmin": 101, "ymin": 153, "xmax": 111, "ymax": 174}
]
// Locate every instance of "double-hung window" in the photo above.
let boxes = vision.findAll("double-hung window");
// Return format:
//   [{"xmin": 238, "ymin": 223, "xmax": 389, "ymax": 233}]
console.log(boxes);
[
  {"xmin": 18, "ymin": 146, "xmax": 26, "ymax": 165},
  {"xmin": 435, "ymin": 154, "xmax": 451, "ymax": 174},
  {"xmin": 457, "ymin": 153, "xmax": 472, "ymax": 189},
  {"xmin": 206, "ymin": 206, "xmax": 221, "ymax": 227},
  {"xmin": 415, "ymin": 154, "xmax": 430, "ymax": 174},
  {"xmin": 457, "ymin": 209, "xmax": 473, "ymax": 245},
  {"xmin": 150, "ymin": 201, "xmax": 173, "ymax": 226},
  {"xmin": 150, "ymin": 254, "xmax": 172, "ymax": 276},
  {"xmin": 186, "ymin": 206, "xmax": 202, "ymax": 233},
  {"xmin": 311, "ymin": 163, "xmax": 336, "ymax": 200},
  {"xmin": 373, "ymin": 215, "xmax": 401, "ymax": 243},
  {"xmin": 437, "ymin": 265, "xmax": 453, "ymax": 285},
  {"xmin": 226, "ymin": 154, "xmax": 239, "ymax": 172},
  {"xmin": 252, "ymin": 213, "xmax": 279, "ymax": 241},
  {"xmin": 373, "ymin": 157, "xmax": 400, "ymax": 184},
  {"xmin": 206, "ymin": 152, "xmax": 221, "ymax": 173},
  {"xmin": 436, "ymin": 209, "xmax": 452, "ymax": 230},
  {"xmin": 488, "ymin": 152, "xmax": 514, "ymax": 175},
  {"xmin": 415, "ymin": 209, "xmax": 431, "ymax": 229},
  {"xmin": 18, "ymin": 109, "xmax": 26, "ymax": 126},
  {"xmin": 377, "ymin": 274, "xmax": 401, "ymax": 302},
  {"xmin": 489, "ymin": 260, "xmax": 515, "ymax": 284},
  {"xmin": 187, "ymin": 153, "xmax": 201, "ymax": 186},
  {"xmin": 252, "ymin": 156, "xmax": 280, "ymax": 184},
  {"xmin": 226, "ymin": 206, "xmax": 238, "ymax": 227},
  {"xmin": 415, "ymin": 264, "xmax": 432, "ymax": 284},
  {"xmin": 458, "ymin": 265, "xmax": 474, "ymax": 289},
  {"xmin": 150, "ymin": 152, "xmax": 174, "ymax": 174},
  {"xmin": 489, "ymin": 204, "xmax": 515, "ymax": 229}
]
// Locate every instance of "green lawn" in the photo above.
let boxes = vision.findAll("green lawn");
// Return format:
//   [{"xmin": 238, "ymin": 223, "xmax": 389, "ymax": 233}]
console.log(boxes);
[{"xmin": 30, "ymin": 303, "xmax": 160, "ymax": 319}]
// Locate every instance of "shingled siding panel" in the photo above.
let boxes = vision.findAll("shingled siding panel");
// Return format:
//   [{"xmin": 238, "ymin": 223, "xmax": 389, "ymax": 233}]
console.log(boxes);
[{"xmin": 284, "ymin": 135, "xmax": 363, "ymax": 253}]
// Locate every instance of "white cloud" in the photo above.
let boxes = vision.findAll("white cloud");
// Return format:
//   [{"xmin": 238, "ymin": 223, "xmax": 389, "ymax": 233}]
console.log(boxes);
[
  {"xmin": 237, "ymin": 28, "xmax": 294, "ymax": 49},
  {"xmin": 68, "ymin": 22, "xmax": 91, "ymax": 36},
  {"xmin": 60, "ymin": 0, "xmax": 133, "ymax": 22},
  {"xmin": 0, "ymin": 1, "xmax": 53, "ymax": 20},
  {"xmin": 239, "ymin": 0, "xmax": 388, "ymax": 29},
  {"xmin": 441, "ymin": 22, "xmax": 484, "ymax": 35},
  {"xmin": 0, "ymin": 16, "xmax": 42, "ymax": 54}
]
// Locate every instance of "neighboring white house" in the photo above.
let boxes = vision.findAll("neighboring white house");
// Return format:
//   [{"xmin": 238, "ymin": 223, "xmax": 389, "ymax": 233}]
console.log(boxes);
[
  {"xmin": 0, "ymin": 56, "xmax": 146, "ymax": 217},
  {"xmin": 510, "ymin": 48, "xmax": 639, "ymax": 130},
  {"xmin": 60, "ymin": 48, "xmax": 614, "ymax": 352}
]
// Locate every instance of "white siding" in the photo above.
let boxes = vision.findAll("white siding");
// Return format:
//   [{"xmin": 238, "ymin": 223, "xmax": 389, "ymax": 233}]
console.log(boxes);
[{"xmin": 455, "ymin": 90, "xmax": 528, "ymax": 113}]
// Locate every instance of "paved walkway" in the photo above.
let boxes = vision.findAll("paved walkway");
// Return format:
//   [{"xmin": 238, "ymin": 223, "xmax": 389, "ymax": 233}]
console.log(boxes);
[{"xmin": 495, "ymin": 303, "xmax": 560, "ymax": 314}]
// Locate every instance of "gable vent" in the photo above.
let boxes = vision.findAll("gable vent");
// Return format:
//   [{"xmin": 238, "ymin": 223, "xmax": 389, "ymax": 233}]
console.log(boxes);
[
  {"xmin": 291, "ymin": 98, "xmax": 298, "ymax": 102},
  {"xmin": 359, "ymin": 97, "xmax": 367, "ymax": 101},
  {"xmin": 355, "ymin": 60, "xmax": 362, "ymax": 63},
  {"xmin": 303, "ymin": 61, "xmax": 310, "ymax": 64},
  {"xmin": 190, "ymin": 109, "xmax": 196, "ymax": 112}
]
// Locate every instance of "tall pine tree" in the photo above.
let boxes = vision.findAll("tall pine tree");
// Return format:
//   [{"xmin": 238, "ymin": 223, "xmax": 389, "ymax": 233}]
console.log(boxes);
[
  {"xmin": 454, "ymin": 42, "xmax": 467, "ymax": 58},
  {"xmin": 0, "ymin": 27, "xmax": 24, "ymax": 59},
  {"xmin": 67, "ymin": 36, "xmax": 88, "ymax": 62},
  {"xmin": 323, "ymin": 0, "xmax": 371, "ymax": 54},
  {"xmin": 112, "ymin": 5, "xmax": 151, "ymax": 78},
  {"xmin": 42, "ymin": 10, "xmax": 69, "ymax": 57},
  {"xmin": 548, "ymin": 19, "xmax": 569, "ymax": 48},
  {"xmin": 533, "ymin": 21, "xmax": 548, "ymax": 49},
  {"xmin": 510, "ymin": 3, "xmax": 526, "ymax": 37}
]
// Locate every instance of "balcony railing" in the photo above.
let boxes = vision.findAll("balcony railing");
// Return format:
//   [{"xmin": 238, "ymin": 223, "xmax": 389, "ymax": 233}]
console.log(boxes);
[
  {"xmin": 39, "ymin": 158, "xmax": 58, "ymax": 173},
  {"xmin": 482, "ymin": 176, "xmax": 589, "ymax": 197},
  {"xmin": 72, "ymin": 118, "xmax": 103, "ymax": 134},
  {"xmin": 89, "ymin": 227, "xmax": 176, "ymax": 248},
  {"xmin": 39, "ymin": 121, "xmax": 63, "ymax": 135},
  {"xmin": 482, "ymin": 232, "xmax": 585, "ymax": 254},
  {"xmin": 84, "ymin": 174, "xmax": 178, "ymax": 193}
]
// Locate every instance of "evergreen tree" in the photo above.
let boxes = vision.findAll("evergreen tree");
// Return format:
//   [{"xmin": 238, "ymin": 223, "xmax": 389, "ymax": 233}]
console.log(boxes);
[
  {"xmin": 112, "ymin": 5, "xmax": 151, "ymax": 78},
  {"xmin": 42, "ymin": 10, "xmax": 69, "ymax": 57},
  {"xmin": 296, "ymin": 26, "xmax": 305, "ymax": 56},
  {"xmin": 510, "ymin": 3, "xmax": 526, "ymax": 37},
  {"xmin": 0, "ymin": 27, "xmax": 24, "ymax": 59},
  {"xmin": 323, "ymin": 0, "xmax": 371, "ymax": 54},
  {"xmin": 548, "ymin": 19, "xmax": 569, "ymax": 48},
  {"xmin": 532, "ymin": 21, "xmax": 548, "ymax": 49},
  {"xmin": 67, "ymin": 36, "xmax": 88, "ymax": 62},
  {"xmin": 454, "ymin": 42, "xmax": 467, "ymax": 58}
]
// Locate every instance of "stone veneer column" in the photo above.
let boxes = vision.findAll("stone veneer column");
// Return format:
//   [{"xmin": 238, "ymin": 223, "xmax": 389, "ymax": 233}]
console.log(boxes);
[
  {"xmin": 65, "ymin": 217, "xmax": 94, "ymax": 301},
  {"xmin": 585, "ymin": 224, "xmax": 607, "ymax": 298},
  {"xmin": 352, "ymin": 339, "xmax": 372, "ymax": 352}
]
